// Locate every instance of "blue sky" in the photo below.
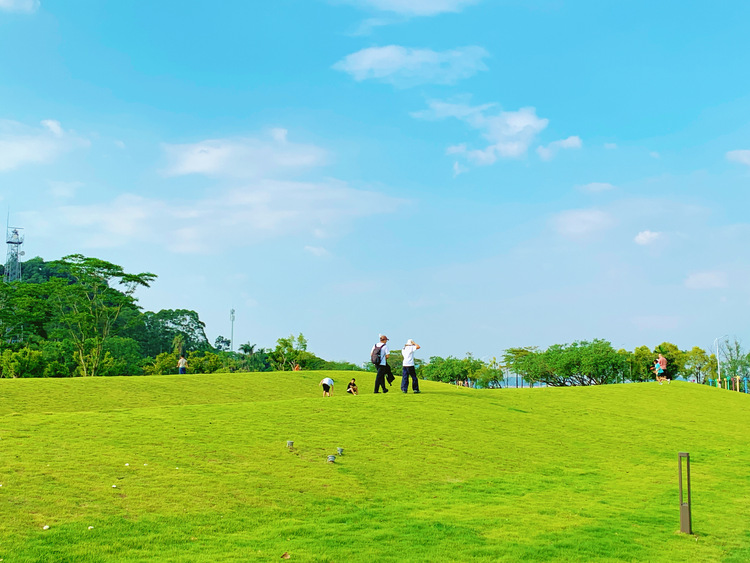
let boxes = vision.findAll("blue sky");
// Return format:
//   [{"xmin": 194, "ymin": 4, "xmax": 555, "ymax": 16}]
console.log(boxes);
[{"xmin": 2, "ymin": 0, "xmax": 749, "ymax": 363}]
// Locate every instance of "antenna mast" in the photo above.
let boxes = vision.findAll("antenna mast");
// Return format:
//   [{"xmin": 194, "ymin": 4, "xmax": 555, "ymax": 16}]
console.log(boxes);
[{"xmin": 4, "ymin": 217, "xmax": 24, "ymax": 283}]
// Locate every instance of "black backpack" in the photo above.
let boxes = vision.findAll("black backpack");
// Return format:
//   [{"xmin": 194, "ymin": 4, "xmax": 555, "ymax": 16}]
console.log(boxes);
[{"xmin": 370, "ymin": 344, "xmax": 382, "ymax": 365}]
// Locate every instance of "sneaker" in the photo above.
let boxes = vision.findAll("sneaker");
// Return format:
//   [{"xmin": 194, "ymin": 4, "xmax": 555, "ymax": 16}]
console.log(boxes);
[
  {"xmin": 413, "ymin": 391, "xmax": 421, "ymax": 394},
  {"xmin": 402, "ymin": 391, "xmax": 407, "ymax": 394},
  {"xmin": 383, "ymin": 389, "xmax": 389, "ymax": 393}
]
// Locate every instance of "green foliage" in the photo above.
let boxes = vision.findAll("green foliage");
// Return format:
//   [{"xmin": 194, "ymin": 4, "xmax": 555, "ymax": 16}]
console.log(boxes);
[
  {"xmin": 0, "ymin": 346, "xmax": 44, "ymax": 378},
  {"xmin": 101, "ymin": 336, "xmax": 144, "ymax": 376},
  {"xmin": 136, "ymin": 309, "xmax": 211, "ymax": 357},
  {"xmin": 419, "ymin": 354, "xmax": 494, "ymax": 385},
  {"xmin": 514, "ymin": 340, "xmax": 626, "ymax": 386},
  {"xmin": 683, "ymin": 346, "xmax": 710, "ymax": 384},
  {"xmin": 49, "ymin": 254, "xmax": 156, "ymax": 377},
  {"xmin": 653, "ymin": 342, "xmax": 685, "ymax": 380},
  {"xmin": 719, "ymin": 337, "xmax": 750, "ymax": 384},
  {"xmin": 269, "ymin": 333, "xmax": 310, "ymax": 370}
]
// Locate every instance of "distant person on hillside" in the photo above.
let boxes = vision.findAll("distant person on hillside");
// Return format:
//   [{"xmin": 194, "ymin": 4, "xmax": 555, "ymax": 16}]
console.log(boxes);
[
  {"xmin": 658, "ymin": 353, "xmax": 669, "ymax": 384},
  {"xmin": 372, "ymin": 335, "xmax": 390, "ymax": 394},
  {"xmin": 346, "ymin": 378, "xmax": 358, "ymax": 395},
  {"xmin": 652, "ymin": 359, "xmax": 664, "ymax": 384},
  {"xmin": 401, "ymin": 339, "xmax": 421, "ymax": 394},
  {"xmin": 177, "ymin": 355, "xmax": 188, "ymax": 375},
  {"xmin": 319, "ymin": 377, "xmax": 334, "ymax": 397}
]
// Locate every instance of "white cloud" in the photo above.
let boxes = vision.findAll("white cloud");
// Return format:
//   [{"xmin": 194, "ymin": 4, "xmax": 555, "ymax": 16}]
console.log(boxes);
[
  {"xmin": 346, "ymin": 0, "xmax": 479, "ymax": 16},
  {"xmin": 333, "ymin": 45, "xmax": 488, "ymax": 87},
  {"xmin": 634, "ymin": 230, "xmax": 661, "ymax": 245},
  {"xmin": 0, "ymin": 0, "xmax": 39, "ymax": 13},
  {"xmin": 413, "ymin": 99, "xmax": 549, "ymax": 164},
  {"xmin": 578, "ymin": 182, "xmax": 615, "ymax": 193},
  {"xmin": 684, "ymin": 271, "xmax": 727, "ymax": 290},
  {"xmin": 536, "ymin": 136, "xmax": 582, "ymax": 161},
  {"xmin": 162, "ymin": 129, "xmax": 326, "ymax": 178},
  {"xmin": 24, "ymin": 180, "xmax": 403, "ymax": 254},
  {"xmin": 726, "ymin": 150, "xmax": 750, "ymax": 166},
  {"xmin": 0, "ymin": 119, "xmax": 87, "ymax": 172},
  {"xmin": 48, "ymin": 180, "xmax": 84, "ymax": 199},
  {"xmin": 553, "ymin": 209, "xmax": 613, "ymax": 239},
  {"xmin": 41, "ymin": 119, "xmax": 63, "ymax": 137},
  {"xmin": 604, "ymin": 143, "xmax": 617, "ymax": 150},
  {"xmin": 452, "ymin": 161, "xmax": 467, "ymax": 177},
  {"xmin": 649, "ymin": 151, "xmax": 660, "ymax": 159},
  {"xmin": 304, "ymin": 245, "xmax": 330, "ymax": 257}
]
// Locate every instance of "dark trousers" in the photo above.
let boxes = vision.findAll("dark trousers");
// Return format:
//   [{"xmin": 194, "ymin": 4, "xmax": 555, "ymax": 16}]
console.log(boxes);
[
  {"xmin": 401, "ymin": 366, "xmax": 419, "ymax": 392},
  {"xmin": 374, "ymin": 364, "xmax": 388, "ymax": 393}
]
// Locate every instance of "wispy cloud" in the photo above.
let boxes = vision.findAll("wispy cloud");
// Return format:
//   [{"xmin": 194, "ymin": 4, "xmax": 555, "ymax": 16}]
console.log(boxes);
[
  {"xmin": 603, "ymin": 143, "xmax": 617, "ymax": 150},
  {"xmin": 48, "ymin": 180, "xmax": 84, "ymax": 199},
  {"xmin": 23, "ymin": 180, "xmax": 403, "ymax": 254},
  {"xmin": 162, "ymin": 129, "xmax": 326, "ymax": 179},
  {"xmin": 552, "ymin": 209, "xmax": 613, "ymax": 239},
  {"xmin": 726, "ymin": 149, "xmax": 750, "ymax": 166},
  {"xmin": 0, "ymin": 0, "xmax": 39, "ymax": 13},
  {"xmin": 634, "ymin": 230, "xmax": 661, "ymax": 245},
  {"xmin": 578, "ymin": 182, "xmax": 615, "ymax": 193},
  {"xmin": 304, "ymin": 245, "xmax": 330, "ymax": 257},
  {"xmin": 344, "ymin": 0, "xmax": 479, "ymax": 16},
  {"xmin": 334, "ymin": 45, "xmax": 488, "ymax": 87},
  {"xmin": 0, "ymin": 119, "xmax": 88, "ymax": 172},
  {"xmin": 536, "ymin": 136, "xmax": 582, "ymax": 161},
  {"xmin": 413, "ymin": 98, "xmax": 549, "ymax": 164},
  {"xmin": 684, "ymin": 271, "xmax": 727, "ymax": 290}
]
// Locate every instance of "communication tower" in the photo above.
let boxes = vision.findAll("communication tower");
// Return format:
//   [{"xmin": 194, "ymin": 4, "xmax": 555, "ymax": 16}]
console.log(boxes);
[{"xmin": 4, "ymin": 224, "xmax": 24, "ymax": 283}]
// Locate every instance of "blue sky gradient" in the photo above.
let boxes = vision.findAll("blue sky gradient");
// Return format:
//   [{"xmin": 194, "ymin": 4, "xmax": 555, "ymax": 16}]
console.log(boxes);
[{"xmin": 2, "ymin": 0, "xmax": 749, "ymax": 362}]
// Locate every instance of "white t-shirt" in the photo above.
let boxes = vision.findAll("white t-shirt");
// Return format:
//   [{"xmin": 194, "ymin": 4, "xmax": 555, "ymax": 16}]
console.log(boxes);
[
  {"xmin": 372, "ymin": 343, "xmax": 389, "ymax": 365},
  {"xmin": 402, "ymin": 345, "xmax": 417, "ymax": 367},
  {"xmin": 322, "ymin": 377, "xmax": 334, "ymax": 386}
]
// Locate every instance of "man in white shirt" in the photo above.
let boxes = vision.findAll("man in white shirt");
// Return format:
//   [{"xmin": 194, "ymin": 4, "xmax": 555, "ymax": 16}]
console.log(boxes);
[
  {"xmin": 319, "ymin": 377, "xmax": 334, "ymax": 397},
  {"xmin": 401, "ymin": 339, "xmax": 421, "ymax": 393},
  {"xmin": 372, "ymin": 334, "xmax": 390, "ymax": 394}
]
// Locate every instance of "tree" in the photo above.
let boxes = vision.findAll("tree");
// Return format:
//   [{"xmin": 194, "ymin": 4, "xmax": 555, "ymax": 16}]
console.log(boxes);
[
  {"xmin": 683, "ymin": 347, "xmax": 710, "ymax": 384},
  {"xmin": 214, "ymin": 335, "xmax": 231, "ymax": 352},
  {"xmin": 50, "ymin": 255, "xmax": 156, "ymax": 377},
  {"xmin": 719, "ymin": 338, "xmax": 750, "ymax": 389},
  {"xmin": 512, "ymin": 340, "xmax": 625, "ymax": 387},
  {"xmin": 653, "ymin": 342, "xmax": 685, "ymax": 381},
  {"xmin": 632, "ymin": 345, "xmax": 655, "ymax": 382},
  {"xmin": 137, "ymin": 309, "xmax": 211, "ymax": 357},
  {"xmin": 269, "ymin": 333, "xmax": 309, "ymax": 370}
]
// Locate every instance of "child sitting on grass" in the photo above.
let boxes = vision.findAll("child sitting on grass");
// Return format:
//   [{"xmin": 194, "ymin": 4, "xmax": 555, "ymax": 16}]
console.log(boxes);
[{"xmin": 346, "ymin": 378, "xmax": 358, "ymax": 395}]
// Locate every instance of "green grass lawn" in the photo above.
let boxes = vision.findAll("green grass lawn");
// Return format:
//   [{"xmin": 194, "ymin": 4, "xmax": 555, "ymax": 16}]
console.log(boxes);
[{"xmin": 1, "ymin": 372, "xmax": 749, "ymax": 562}]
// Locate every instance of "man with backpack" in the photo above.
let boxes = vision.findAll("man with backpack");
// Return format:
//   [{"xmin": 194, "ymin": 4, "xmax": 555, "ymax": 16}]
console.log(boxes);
[{"xmin": 371, "ymin": 334, "xmax": 390, "ymax": 394}]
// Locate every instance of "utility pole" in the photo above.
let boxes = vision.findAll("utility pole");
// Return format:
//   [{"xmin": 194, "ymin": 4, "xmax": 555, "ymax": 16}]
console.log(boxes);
[{"xmin": 230, "ymin": 308, "xmax": 235, "ymax": 352}]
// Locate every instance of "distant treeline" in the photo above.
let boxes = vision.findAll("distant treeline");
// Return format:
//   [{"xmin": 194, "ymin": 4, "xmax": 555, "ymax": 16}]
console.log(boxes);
[
  {"xmin": 2, "ymin": 256, "xmax": 747, "ymax": 385},
  {"xmin": 0, "ymin": 256, "xmax": 358, "ymax": 378}
]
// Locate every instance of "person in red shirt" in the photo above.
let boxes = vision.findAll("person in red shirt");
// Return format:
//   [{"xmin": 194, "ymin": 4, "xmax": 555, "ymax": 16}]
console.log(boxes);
[{"xmin": 658, "ymin": 353, "xmax": 668, "ymax": 384}]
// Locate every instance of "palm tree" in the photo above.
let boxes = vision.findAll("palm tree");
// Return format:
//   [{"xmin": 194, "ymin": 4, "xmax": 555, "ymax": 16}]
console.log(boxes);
[
  {"xmin": 239, "ymin": 342, "xmax": 256, "ymax": 356},
  {"xmin": 172, "ymin": 334, "xmax": 186, "ymax": 357}
]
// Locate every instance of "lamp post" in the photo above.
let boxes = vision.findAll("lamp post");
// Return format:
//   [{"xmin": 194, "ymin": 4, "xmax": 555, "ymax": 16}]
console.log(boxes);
[{"xmin": 713, "ymin": 335, "xmax": 726, "ymax": 388}]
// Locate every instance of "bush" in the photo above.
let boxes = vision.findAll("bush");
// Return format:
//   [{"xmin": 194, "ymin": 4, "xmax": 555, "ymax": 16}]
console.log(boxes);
[{"xmin": 1, "ymin": 347, "xmax": 45, "ymax": 378}]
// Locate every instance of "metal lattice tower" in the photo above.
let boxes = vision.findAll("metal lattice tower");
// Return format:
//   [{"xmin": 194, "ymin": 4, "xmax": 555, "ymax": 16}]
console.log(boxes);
[{"xmin": 4, "ymin": 225, "xmax": 24, "ymax": 283}]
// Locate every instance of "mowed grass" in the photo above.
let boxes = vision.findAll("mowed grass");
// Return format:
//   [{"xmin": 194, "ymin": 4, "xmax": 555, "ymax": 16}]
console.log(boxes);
[{"xmin": 1, "ymin": 373, "xmax": 749, "ymax": 562}]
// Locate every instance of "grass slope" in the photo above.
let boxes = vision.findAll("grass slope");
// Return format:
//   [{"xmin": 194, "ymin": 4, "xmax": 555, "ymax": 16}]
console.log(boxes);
[{"xmin": 1, "ymin": 372, "xmax": 749, "ymax": 562}]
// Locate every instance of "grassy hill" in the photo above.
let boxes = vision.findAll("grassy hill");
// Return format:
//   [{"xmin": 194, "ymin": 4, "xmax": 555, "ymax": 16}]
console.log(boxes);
[{"xmin": 1, "ymin": 372, "xmax": 749, "ymax": 562}]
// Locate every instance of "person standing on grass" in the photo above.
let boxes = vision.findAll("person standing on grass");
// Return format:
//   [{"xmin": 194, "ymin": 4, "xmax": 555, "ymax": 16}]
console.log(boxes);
[
  {"xmin": 319, "ymin": 377, "xmax": 334, "ymax": 397},
  {"xmin": 177, "ymin": 355, "xmax": 188, "ymax": 375},
  {"xmin": 372, "ymin": 334, "xmax": 390, "ymax": 394},
  {"xmin": 401, "ymin": 339, "xmax": 421, "ymax": 394}
]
